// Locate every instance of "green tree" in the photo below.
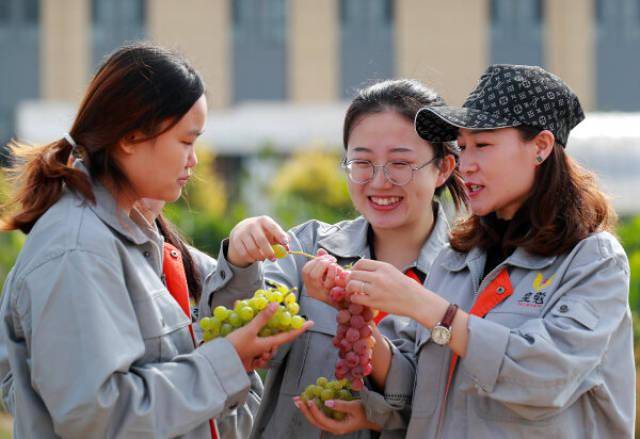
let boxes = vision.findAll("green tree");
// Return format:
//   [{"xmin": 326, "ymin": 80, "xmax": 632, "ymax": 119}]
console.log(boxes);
[
  {"xmin": 0, "ymin": 168, "xmax": 26, "ymax": 285},
  {"xmin": 269, "ymin": 148, "xmax": 356, "ymax": 229},
  {"xmin": 619, "ymin": 215, "xmax": 640, "ymax": 311}
]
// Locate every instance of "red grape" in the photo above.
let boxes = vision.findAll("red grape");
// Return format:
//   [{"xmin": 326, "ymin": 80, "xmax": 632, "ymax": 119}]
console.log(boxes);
[{"xmin": 324, "ymin": 265, "xmax": 376, "ymax": 394}]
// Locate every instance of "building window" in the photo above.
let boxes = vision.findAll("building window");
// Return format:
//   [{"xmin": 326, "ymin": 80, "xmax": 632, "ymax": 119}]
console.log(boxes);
[
  {"xmin": 232, "ymin": 0, "xmax": 287, "ymax": 102},
  {"xmin": 339, "ymin": 0, "xmax": 395, "ymax": 99},
  {"xmin": 23, "ymin": 0, "xmax": 38, "ymax": 25},
  {"xmin": 0, "ymin": 0, "xmax": 39, "ymax": 151},
  {"xmin": 596, "ymin": 0, "xmax": 640, "ymax": 110},
  {"xmin": 0, "ymin": 0, "xmax": 10, "ymax": 24},
  {"xmin": 490, "ymin": 0, "xmax": 544, "ymax": 66},
  {"xmin": 91, "ymin": 0, "xmax": 146, "ymax": 68},
  {"xmin": 595, "ymin": 0, "xmax": 605, "ymax": 25}
]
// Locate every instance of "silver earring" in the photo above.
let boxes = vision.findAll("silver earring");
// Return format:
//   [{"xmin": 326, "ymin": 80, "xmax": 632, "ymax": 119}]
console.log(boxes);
[{"xmin": 536, "ymin": 155, "xmax": 543, "ymax": 164}]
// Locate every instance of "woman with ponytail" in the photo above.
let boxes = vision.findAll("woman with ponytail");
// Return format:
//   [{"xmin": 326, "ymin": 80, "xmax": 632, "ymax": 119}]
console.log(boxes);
[{"xmin": 0, "ymin": 43, "xmax": 310, "ymax": 438}]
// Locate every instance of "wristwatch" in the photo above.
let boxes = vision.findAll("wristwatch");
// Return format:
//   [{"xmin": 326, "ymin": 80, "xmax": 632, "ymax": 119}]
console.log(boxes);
[{"xmin": 431, "ymin": 304, "xmax": 459, "ymax": 346}]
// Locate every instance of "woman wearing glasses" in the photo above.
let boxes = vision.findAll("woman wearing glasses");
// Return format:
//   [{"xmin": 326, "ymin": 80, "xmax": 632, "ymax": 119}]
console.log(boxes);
[
  {"xmin": 201, "ymin": 79, "xmax": 466, "ymax": 438},
  {"xmin": 324, "ymin": 65, "xmax": 635, "ymax": 437}
]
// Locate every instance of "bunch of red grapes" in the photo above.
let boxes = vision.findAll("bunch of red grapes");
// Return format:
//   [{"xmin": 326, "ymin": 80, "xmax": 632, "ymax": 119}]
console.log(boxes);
[{"xmin": 328, "ymin": 267, "xmax": 374, "ymax": 391}]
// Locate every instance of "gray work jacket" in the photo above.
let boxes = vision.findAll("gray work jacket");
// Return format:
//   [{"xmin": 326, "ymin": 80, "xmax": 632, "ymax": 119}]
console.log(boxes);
[
  {"xmin": 362, "ymin": 232, "xmax": 635, "ymax": 438},
  {"xmin": 0, "ymin": 178, "xmax": 252, "ymax": 438},
  {"xmin": 202, "ymin": 203, "xmax": 450, "ymax": 439}
]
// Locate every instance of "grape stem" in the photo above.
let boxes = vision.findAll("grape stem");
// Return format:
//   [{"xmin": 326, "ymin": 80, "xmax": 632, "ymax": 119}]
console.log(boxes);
[{"xmin": 287, "ymin": 250, "xmax": 317, "ymax": 259}]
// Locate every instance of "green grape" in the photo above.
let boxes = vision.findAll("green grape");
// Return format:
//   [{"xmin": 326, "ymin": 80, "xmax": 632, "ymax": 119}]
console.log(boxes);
[
  {"xmin": 258, "ymin": 327, "xmax": 273, "ymax": 337},
  {"xmin": 220, "ymin": 323, "xmax": 233, "ymax": 337},
  {"xmin": 320, "ymin": 388, "xmax": 335, "ymax": 401},
  {"xmin": 213, "ymin": 306, "xmax": 231, "ymax": 321},
  {"xmin": 316, "ymin": 377, "xmax": 329, "ymax": 388},
  {"xmin": 209, "ymin": 317, "xmax": 222, "ymax": 332},
  {"xmin": 267, "ymin": 314, "xmax": 280, "ymax": 329},
  {"xmin": 337, "ymin": 389, "xmax": 352, "ymax": 401},
  {"xmin": 287, "ymin": 302, "xmax": 300, "ymax": 315},
  {"xmin": 228, "ymin": 312, "xmax": 242, "ymax": 327},
  {"xmin": 272, "ymin": 244, "xmax": 288, "ymax": 259},
  {"xmin": 254, "ymin": 289, "xmax": 268, "ymax": 298},
  {"xmin": 276, "ymin": 284, "xmax": 289, "ymax": 295},
  {"xmin": 310, "ymin": 385, "xmax": 323, "ymax": 397},
  {"xmin": 199, "ymin": 317, "xmax": 212, "ymax": 331},
  {"xmin": 238, "ymin": 306, "xmax": 255, "ymax": 322},
  {"xmin": 284, "ymin": 292, "xmax": 297, "ymax": 305},
  {"xmin": 269, "ymin": 290, "xmax": 284, "ymax": 303},
  {"xmin": 234, "ymin": 300, "xmax": 250, "ymax": 313},
  {"xmin": 209, "ymin": 324, "xmax": 220, "ymax": 338},
  {"xmin": 202, "ymin": 330, "xmax": 214, "ymax": 342},
  {"xmin": 249, "ymin": 296, "xmax": 268, "ymax": 311},
  {"xmin": 302, "ymin": 386, "xmax": 316, "ymax": 401},
  {"xmin": 278, "ymin": 312, "xmax": 293, "ymax": 329},
  {"xmin": 291, "ymin": 315, "xmax": 305, "ymax": 329}
]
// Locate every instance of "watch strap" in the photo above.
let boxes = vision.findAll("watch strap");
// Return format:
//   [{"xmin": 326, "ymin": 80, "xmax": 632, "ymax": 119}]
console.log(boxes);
[{"xmin": 439, "ymin": 303, "xmax": 459, "ymax": 329}]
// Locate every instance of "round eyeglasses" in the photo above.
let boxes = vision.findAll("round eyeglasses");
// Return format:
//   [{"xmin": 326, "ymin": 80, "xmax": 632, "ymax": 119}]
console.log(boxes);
[{"xmin": 341, "ymin": 157, "xmax": 439, "ymax": 186}]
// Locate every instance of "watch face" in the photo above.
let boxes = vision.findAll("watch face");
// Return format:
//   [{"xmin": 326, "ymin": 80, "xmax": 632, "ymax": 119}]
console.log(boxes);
[{"xmin": 432, "ymin": 326, "xmax": 451, "ymax": 345}]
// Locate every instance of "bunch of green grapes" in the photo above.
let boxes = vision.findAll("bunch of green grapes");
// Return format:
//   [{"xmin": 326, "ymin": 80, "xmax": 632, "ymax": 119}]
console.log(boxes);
[
  {"xmin": 199, "ymin": 281, "xmax": 306, "ymax": 342},
  {"xmin": 300, "ymin": 377, "xmax": 355, "ymax": 421}
]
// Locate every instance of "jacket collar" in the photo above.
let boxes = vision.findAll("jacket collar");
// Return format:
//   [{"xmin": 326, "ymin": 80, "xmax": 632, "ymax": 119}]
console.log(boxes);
[
  {"xmin": 317, "ymin": 202, "xmax": 450, "ymax": 274},
  {"xmin": 317, "ymin": 216, "xmax": 370, "ymax": 260},
  {"xmin": 414, "ymin": 203, "xmax": 450, "ymax": 274},
  {"xmin": 73, "ymin": 161, "xmax": 158, "ymax": 246}
]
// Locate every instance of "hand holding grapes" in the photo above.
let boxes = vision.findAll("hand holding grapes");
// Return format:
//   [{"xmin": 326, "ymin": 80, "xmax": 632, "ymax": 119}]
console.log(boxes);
[
  {"xmin": 227, "ymin": 216, "xmax": 289, "ymax": 267},
  {"xmin": 301, "ymin": 248, "xmax": 340, "ymax": 303},
  {"xmin": 227, "ymin": 303, "xmax": 313, "ymax": 371},
  {"xmin": 346, "ymin": 259, "xmax": 429, "ymax": 319},
  {"xmin": 293, "ymin": 396, "xmax": 381, "ymax": 435}
]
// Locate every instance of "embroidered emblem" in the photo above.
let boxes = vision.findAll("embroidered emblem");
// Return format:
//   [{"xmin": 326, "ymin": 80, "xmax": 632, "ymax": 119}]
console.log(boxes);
[
  {"xmin": 532, "ymin": 272, "xmax": 554, "ymax": 292},
  {"xmin": 518, "ymin": 272, "xmax": 555, "ymax": 308}
]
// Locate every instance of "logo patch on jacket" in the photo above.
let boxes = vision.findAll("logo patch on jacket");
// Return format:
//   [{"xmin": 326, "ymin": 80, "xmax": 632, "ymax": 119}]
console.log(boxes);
[{"xmin": 518, "ymin": 272, "xmax": 555, "ymax": 308}]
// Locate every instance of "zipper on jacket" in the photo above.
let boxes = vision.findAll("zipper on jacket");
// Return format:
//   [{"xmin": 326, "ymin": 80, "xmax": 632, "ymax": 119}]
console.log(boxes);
[{"xmin": 435, "ymin": 261, "xmax": 511, "ymax": 439}]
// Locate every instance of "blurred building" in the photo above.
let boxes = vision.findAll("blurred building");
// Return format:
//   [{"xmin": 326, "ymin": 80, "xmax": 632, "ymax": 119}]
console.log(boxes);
[{"xmin": 3, "ymin": 0, "xmax": 640, "ymax": 212}]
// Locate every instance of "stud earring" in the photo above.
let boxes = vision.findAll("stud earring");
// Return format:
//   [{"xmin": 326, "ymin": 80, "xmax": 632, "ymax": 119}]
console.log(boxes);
[{"xmin": 536, "ymin": 155, "xmax": 544, "ymax": 164}]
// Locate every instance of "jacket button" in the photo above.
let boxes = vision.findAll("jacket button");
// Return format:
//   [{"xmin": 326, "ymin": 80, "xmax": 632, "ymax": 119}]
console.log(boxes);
[
  {"xmin": 496, "ymin": 286, "xmax": 506, "ymax": 294},
  {"xmin": 220, "ymin": 270, "xmax": 226, "ymax": 280},
  {"xmin": 143, "ymin": 251, "xmax": 150, "ymax": 258},
  {"xmin": 170, "ymin": 249, "xmax": 179, "ymax": 259},
  {"xmin": 559, "ymin": 304, "xmax": 569, "ymax": 313}
]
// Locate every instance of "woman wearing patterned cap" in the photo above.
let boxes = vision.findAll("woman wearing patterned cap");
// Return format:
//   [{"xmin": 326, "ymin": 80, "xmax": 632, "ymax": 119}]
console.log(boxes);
[{"xmin": 308, "ymin": 64, "xmax": 635, "ymax": 438}]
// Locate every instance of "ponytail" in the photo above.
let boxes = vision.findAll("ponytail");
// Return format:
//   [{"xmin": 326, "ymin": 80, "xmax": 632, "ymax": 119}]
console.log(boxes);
[
  {"xmin": 1, "ymin": 43, "xmax": 204, "ymax": 235},
  {"xmin": 1, "ymin": 138, "xmax": 93, "ymax": 234},
  {"xmin": 433, "ymin": 141, "xmax": 467, "ymax": 211}
]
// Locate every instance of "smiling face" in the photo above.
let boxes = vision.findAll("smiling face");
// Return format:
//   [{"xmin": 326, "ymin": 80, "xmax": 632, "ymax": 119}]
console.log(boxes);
[
  {"xmin": 345, "ymin": 111, "xmax": 452, "ymax": 234},
  {"xmin": 116, "ymin": 94, "xmax": 207, "ymax": 204},
  {"xmin": 456, "ymin": 127, "xmax": 540, "ymax": 219}
]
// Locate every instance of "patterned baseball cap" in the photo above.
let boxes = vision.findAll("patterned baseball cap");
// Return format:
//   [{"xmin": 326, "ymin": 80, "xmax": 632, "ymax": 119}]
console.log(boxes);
[{"xmin": 415, "ymin": 64, "xmax": 585, "ymax": 147}]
